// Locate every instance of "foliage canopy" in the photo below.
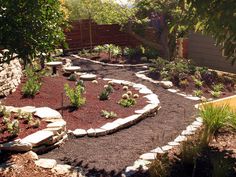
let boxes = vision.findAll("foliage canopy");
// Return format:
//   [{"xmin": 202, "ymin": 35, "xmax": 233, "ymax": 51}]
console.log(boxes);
[{"xmin": 0, "ymin": 0, "xmax": 67, "ymax": 65}]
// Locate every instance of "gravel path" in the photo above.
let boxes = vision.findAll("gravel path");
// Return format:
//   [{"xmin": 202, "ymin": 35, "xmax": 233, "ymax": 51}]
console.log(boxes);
[{"xmin": 40, "ymin": 59, "xmax": 198, "ymax": 177}]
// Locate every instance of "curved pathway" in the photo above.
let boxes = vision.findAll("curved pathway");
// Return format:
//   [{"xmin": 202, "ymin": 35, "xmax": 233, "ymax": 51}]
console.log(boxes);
[{"xmin": 40, "ymin": 59, "xmax": 198, "ymax": 177}]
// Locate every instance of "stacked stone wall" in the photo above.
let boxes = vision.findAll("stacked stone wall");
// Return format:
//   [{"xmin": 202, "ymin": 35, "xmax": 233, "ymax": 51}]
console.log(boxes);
[{"xmin": 0, "ymin": 59, "xmax": 22, "ymax": 97}]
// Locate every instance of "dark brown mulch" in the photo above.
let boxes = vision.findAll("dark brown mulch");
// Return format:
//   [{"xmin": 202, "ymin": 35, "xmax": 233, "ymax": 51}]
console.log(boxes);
[
  {"xmin": 3, "ymin": 75, "xmax": 147, "ymax": 130},
  {"xmin": 0, "ymin": 114, "xmax": 47, "ymax": 144},
  {"xmin": 38, "ymin": 58, "xmax": 198, "ymax": 177}
]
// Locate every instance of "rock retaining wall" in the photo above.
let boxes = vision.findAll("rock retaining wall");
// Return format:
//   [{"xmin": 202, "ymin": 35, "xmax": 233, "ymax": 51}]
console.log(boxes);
[
  {"xmin": 0, "ymin": 59, "xmax": 22, "ymax": 97},
  {"xmin": 0, "ymin": 106, "xmax": 67, "ymax": 153}
]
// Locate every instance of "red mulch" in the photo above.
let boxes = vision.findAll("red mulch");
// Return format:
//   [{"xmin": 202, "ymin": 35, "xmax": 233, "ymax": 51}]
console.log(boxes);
[
  {"xmin": 3, "ymin": 75, "xmax": 148, "ymax": 130},
  {"xmin": 0, "ymin": 114, "xmax": 47, "ymax": 144}
]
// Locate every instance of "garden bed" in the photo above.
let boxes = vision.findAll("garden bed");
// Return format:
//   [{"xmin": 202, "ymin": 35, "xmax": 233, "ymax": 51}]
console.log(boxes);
[
  {"xmin": 147, "ymin": 58, "xmax": 236, "ymax": 99},
  {"xmin": 0, "ymin": 111, "xmax": 47, "ymax": 144},
  {"xmin": 89, "ymin": 52, "xmax": 150, "ymax": 65},
  {"xmin": 3, "ymin": 74, "xmax": 149, "ymax": 130}
]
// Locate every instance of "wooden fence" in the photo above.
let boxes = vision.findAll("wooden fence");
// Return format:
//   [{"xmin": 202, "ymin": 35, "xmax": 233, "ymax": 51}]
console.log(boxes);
[{"xmin": 64, "ymin": 20, "xmax": 140, "ymax": 53}]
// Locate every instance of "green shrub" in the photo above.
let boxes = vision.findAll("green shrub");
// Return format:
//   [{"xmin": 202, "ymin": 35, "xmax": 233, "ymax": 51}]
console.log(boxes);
[
  {"xmin": 192, "ymin": 76, "xmax": 204, "ymax": 88},
  {"xmin": 212, "ymin": 83, "xmax": 224, "ymax": 92},
  {"xmin": 22, "ymin": 77, "xmax": 41, "ymax": 98},
  {"xmin": 101, "ymin": 110, "xmax": 117, "ymax": 119},
  {"xmin": 68, "ymin": 74, "xmax": 77, "ymax": 81},
  {"xmin": 199, "ymin": 104, "xmax": 235, "ymax": 146},
  {"xmin": 193, "ymin": 89, "xmax": 203, "ymax": 97},
  {"xmin": 210, "ymin": 90, "xmax": 221, "ymax": 98},
  {"xmin": 105, "ymin": 84, "xmax": 114, "ymax": 94},
  {"xmin": 22, "ymin": 65, "xmax": 42, "ymax": 98},
  {"xmin": 64, "ymin": 84, "xmax": 86, "ymax": 108},
  {"xmin": 99, "ymin": 90, "xmax": 109, "ymax": 100},
  {"xmin": 118, "ymin": 98, "xmax": 136, "ymax": 107},
  {"xmin": 149, "ymin": 153, "xmax": 171, "ymax": 177},
  {"xmin": 7, "ymin": 120, "xmax": 20, "ymax": 136}
]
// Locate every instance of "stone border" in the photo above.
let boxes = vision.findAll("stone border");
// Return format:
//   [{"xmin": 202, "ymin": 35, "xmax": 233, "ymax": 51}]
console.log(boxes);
[
  {"xmin": 0, "ymin": 106, "xmax": 67, "ymax": 153},
  {"xmin": 71, "ymin": 54, "xmax": 150, "ymax": 68},
  {"xmin": 123, "ymin": 116, "xmax": 204, "ymax": 176},
  {"xmin": 135, "ymin": 70, "xmax": 201, "ymax": 101},
  {"xmin": 70, "ymin": 78, "xmax": 161, "ymax": 138}
]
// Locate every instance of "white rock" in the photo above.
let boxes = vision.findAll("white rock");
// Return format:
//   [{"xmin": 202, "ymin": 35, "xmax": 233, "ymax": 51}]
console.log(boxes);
[
  {"xmin": 46, "ymin": 121, "xmax": 66, "ymax": 128},
  {"xmin": 100, "ymin": 122, "xmax": 120, "ymax": 132},
  {"xmin": 168, "ymin": 141, "xmax": 180, "ymax": 146},
  {"xmin": 20, "ymin": 106, "xmax": 36, "ymax": 113},
  {"xmin": 94, "ymin": 128, "xmax": 107, "ymax": 136},
  {"xmin": 134, "ymin": 109, "xmax": 147, "ymax": 114},
  {"xmin": 181, "ymin": 130, "xmax": 194, "ymax": 135},
  {"xmin": 139, "ymin": 152, "xmax": 156, "ymax": 160},
  {"xmin": 80, "ymin": 74, "xmax": 97, "ymax": 81},
  {"xmin": 167, "ymin": 89, "xmax": 179, "ymax": 93},
  {"xmin": 124, "ymin": 114, "xmax": 141, "ymax": 123},
  {"xmin": 151, "ymin": 147, "xmax": 165, "ymax": 154},
  {"xmin": 73, "ymin": 129, "xmax": 87, "ymax": 137},
  {"xmin": 174, "ymin": 135, "xmax": 187, "ymax": 143},
  {"xmin": 196, "ymin": 117, "xmax": 203, "ymax": 123},
  {"xmin": 161, "ymin": 145, "xmax": 173, "ymax": 151},
  {"xmin": 192, "ymin": 121, "xmax": 203, "ymax": 127},
  {"xmin": 34, "ymin": 107, "xmax": 62, "ymax": 120},
  {"xmin": 185, "ymin": 96, "xmax": 200, "ymax": 101},
  {"xmin": 22, "ymin": 130, "xmax": 54, "ymax": 146},
  {"xmin": 26, "ymin": 151, "xmax": 38, "ymax": 160},
  {"xmin": 186, "ymin": 125, "xmax": 197, "ymax": 132},
  {"xmin": 0, "ymin": 141, "xmax": 32, "ymax": 152},
  {"xmin": 52, "ymin": 164, "xmax": 72, "ymax": 175},
  {"xmin": 133, "ymin": 159, "xmax": 150, "ymax": 170},
  {"xmin": 139, "ymin": 87, "xmax": 152, "ymax": 94},
  {"xmin": 35, "ymin": 158, "xmax": 57, "ymax": 169},
  {"xmin": 87, "ymin": 128, "xmax": 96, "ymax": 136},
  {"xmin": 160, "ymin": 81, "xmax": 173, "ymax": 89}
]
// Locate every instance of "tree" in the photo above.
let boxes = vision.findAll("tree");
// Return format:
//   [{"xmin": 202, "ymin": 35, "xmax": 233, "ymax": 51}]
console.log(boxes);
[
  {"xmin": 0, "ymin": 0, "xmax": 67, "ymax": 66},
  {"xmin": 64, "ymin": 0, "xmax": 134, "ymax": 51},
  {"xmin": 178, "ymin": 0, "xmax": 236, "ymax": 64}
]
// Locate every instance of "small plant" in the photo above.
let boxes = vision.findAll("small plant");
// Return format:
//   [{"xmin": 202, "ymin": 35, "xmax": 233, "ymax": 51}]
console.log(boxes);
[
  {"xmin": 23, "ymin": 113, "xmax": 33, "ymax": 123},
  {"xmin": 22, "ymin": 77, "xmax": 41, "ymax": 98},
  {"xmin": 64, "ymin": 84, "xmax": 86, "ymax": 108},
  {"xmin": 2, "ymin": 116, "xmax": 10, "ymax": 124},
  {"xmin": 199, "ymin": 104, "xmax": 235, "ymax": 146},
  {"xmin": 68, "ymin": 74, "xmax": 77, "ymax": 81},
  {"xmin": 193, "ymin": 89, "xmax": 203, "ymax": 97},
  {"xmin": 122, "ymin": 86, "xmax": 129, "ymax": 91},
  {"xmin": 192, "ymin": 76, "xmax": 204, "ymax": 88},
  {"xmin": 7, "ymin": 120, "xmax": 20, "ymax": 136},
  {"xmin": 133, "ymin": 94, "xmax": 139, "ymax": 98},
  {"xmin": 105, "ymin": 84, "xmax": 114, "ymax": 94},
  {"xmin": 0, "ymin": 105, "xmax": 6, "ymax": 117},
  {"xmin": 101, "ymin": 110, "xmax": 117, "ymax": 119},
  {"xmin": 29, "ymin": 119, "xmax": 41, "ymax": 128},
  {"xmin": 212, "ymin": 83, "xmax": 224, "ymax": 92},
  {"xmin": 149, "ymin": 153, "xmax": 171, "ymax": 177},
  {"xmin": 122, "ymin": 93, "xmax": 129, "ymax": 99},
  {"xmin": 99, "ymin": 90, "xmax": 110, "ymax": 100},
  {"xmin": 210, "ymin": 90, "xmax": 221, "ymax": 98},
  {"xmin": 179, "ymin": 79, "xmax": 189, "ymax": 88},
  {"xmin": 118, "ymin": 98, "xmax": 136, "ymax": 107},
  {"xmin": 92, "ymin": 80, "xmax": 98, "ymax": 84},
  {"xmin": 126, "ymin": 91, "xmax": 132, "ymax": 96},
  {"xmin": 76, "ymin": 79, "xmax": 84, "ymax": 87}
]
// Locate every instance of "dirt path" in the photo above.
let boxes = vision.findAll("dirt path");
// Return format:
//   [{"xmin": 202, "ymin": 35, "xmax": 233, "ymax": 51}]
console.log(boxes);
[{"xmin": 39, "ymin": 59, "xmax": 198, "ymax": 177}]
